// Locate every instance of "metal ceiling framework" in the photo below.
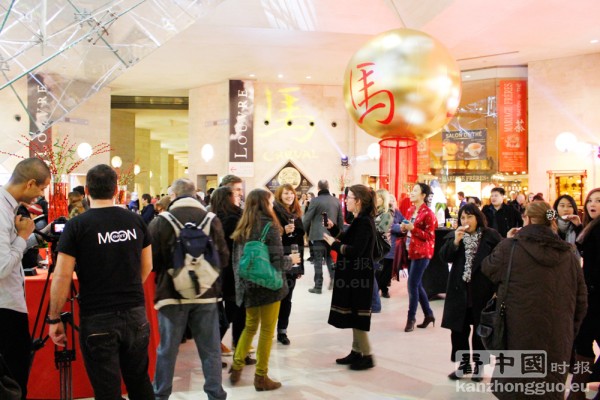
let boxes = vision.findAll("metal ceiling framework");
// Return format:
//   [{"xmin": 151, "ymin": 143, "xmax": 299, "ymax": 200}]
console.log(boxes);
[{"xmin": 0, "ymin": 0, "xmax": 221, "ymax": 141}]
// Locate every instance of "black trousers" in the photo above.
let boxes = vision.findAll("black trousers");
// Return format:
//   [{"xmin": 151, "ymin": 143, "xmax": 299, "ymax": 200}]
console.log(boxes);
[
  {"xmin": 277, "ymin": 276, "xmax": 297, "ymax": 333},
  {"xmin": 222, "ymin": 300, "xmax": 247, "ymax": 348},
  {"xmin": 450, "ymin": 308, "xmax": 485, "ymax": 363},
  {"xmin": 375, "ymin": 258, "xmax": 393, "ymax": 294},
  {"xmin": 0, "ymin": 308, "xmax": 30, "ymax": 400}
]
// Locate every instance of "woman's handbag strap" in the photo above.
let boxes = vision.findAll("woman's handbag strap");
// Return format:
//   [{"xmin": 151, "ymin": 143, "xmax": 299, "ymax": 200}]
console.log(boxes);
[
  {"xmin": 498, "ymin": 239, "xmax": 517, "ymax": 305},
  {"xmin": 259, "ymin": 222, "xmax": 272, "ymax": 243}
]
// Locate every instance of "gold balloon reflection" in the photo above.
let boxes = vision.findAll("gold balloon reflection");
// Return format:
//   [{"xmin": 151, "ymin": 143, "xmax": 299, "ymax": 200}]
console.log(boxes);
[{"xmin": 343, "ymin": 29, "xmax": 462, "ymax": 141}]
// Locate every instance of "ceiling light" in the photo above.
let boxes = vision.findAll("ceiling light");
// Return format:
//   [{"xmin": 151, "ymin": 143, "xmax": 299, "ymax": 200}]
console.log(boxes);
[
  {"xmin": 249, "ymin": 73, "xmax": 255, "ymax": 77},
  {"xmin": 591, "ymin": 39, "xmax": 599, "ymax": 44},
  {"xmin": 201, "ymin": 144, "xmax": 214, "ymax": 162},
  {"xmin": 134, "ymin": 164, "xmax": 141, "ymax": 175},
  {"xmin": 111, "ymin": 156, "xmax": 122, "ymax": 168},
  {"xmin": 76, "ymin": 142, "xmax": 92, "ymax": 159},
  {"xmin": 464, "ymin": 75, "xmax": 471, "ymax": 78},
  {"xmin": 306, "ymin": 75, "xmax": 311, "ymax": 79},
  {"xmin": 277, "ymin": 74, "xmax": 283, "ymax": 78}
]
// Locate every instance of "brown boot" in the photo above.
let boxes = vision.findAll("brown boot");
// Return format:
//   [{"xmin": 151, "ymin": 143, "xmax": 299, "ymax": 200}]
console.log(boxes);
[
  {"xmin": 567, "ymin": 355, "xmax": 594, "ymax": 400},
  {"xmin": 229, "ymin": 367, "xmax": 242, "ymax": 385},
  {"xmin": 254, "ymin": 374, "xmax": 282, "ymax": 391}
]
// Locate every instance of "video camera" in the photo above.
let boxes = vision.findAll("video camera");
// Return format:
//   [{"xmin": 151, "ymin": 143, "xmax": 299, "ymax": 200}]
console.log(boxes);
[{"xmin": 34, "ymin": 216, "xmax": 68, "ymax": 243}]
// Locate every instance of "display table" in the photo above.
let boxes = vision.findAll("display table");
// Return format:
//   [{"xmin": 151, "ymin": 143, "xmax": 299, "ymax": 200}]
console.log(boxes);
[
  {"xmin": 422, "ymin": 227, "xmax": 453, "ymax": 298},
  {"xmin": 25, "ymin": 270, "xmax": 159, "ymax": 399}
]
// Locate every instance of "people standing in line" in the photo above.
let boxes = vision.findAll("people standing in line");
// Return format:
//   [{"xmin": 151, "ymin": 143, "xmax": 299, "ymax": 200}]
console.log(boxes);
[
  {"xmin": 323, "ymin": 184, "xmax": 377, "ymax": 370},
  {"xmin": 273, "ymin": 184, "xmax": 305, "ymax": 346},
  {"xmin": 148, "ymin": 178, "xmax": 228, "ymax": 400},
  {"xmin": 374, "ymin": 189, "xmax": 392, "ymax": 305},
  {"xmin": 210, "ymin": 186, "xmax": 256, "ymax": 366},
  {"xmin": 402, "ymin": 183, "xmax": 437, "ymax": 333},
  {"xmin": 570, "ymin": 188, "xmax": 600, "ymax": 400},
  {"xmin": 553, "ymin": 194, "xmax": 583, "ymax": 248},
  {"xmin": 49, "ymin": 164, "xmax": 154, "ymax": 399},
  {"xmin": 439, "ymin": 203, "xmax": 502, "ymax": 381},
  {"xmin": 229, "ymin": 189, "xmax": 300, "ymax": 391},
  {"xmin": 482, "ymin": 201, "xmax": 587, "ymax": 400},
  {"xmin": 0, "ymin": 158, "xmax": 50, "ymax": 399},
  {"xmin": 481, "ymin": 187, "xmax": 523, "ymax": 238},
  {"xmin": 140, "ymin": 193, "xmax": 155, "ymax": 224},
  {"xmin": 303, "ymin": 180, "xmax": 344, "ymax": 294}
]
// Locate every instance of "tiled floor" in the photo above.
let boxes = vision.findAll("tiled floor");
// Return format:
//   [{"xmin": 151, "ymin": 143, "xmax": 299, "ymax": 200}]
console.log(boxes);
[
  {"xmin": 87, "ymin": 259, "xmax": 600, "ymax": 400},
  {"xmin": 155, "ymin": 257, "xmax": 567, "ymax": 400}
]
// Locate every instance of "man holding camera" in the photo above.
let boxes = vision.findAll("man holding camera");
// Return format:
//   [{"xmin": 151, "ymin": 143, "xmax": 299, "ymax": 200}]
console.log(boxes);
[
  {"xmin": 48, "ymin": 164, "xmax": 154, "ymax": 399},
  {"xmin": 303, "ymin": 180, "xmax": 344, "ymax": 294},
  {"xmin": 0, "ymin": 157, "xmax": 50, "ymax": 399}
]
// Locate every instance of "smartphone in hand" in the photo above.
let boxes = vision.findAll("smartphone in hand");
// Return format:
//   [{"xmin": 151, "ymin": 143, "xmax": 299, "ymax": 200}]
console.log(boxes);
[{"xmin": 322, "ymin": 212, "xmax": 328, "ymax": 227}]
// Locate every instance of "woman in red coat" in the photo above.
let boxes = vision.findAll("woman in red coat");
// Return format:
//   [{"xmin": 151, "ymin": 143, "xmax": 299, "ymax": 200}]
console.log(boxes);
[{"xmin": 401, "ymin": 183, "xmax": 437, "ymax": 332}]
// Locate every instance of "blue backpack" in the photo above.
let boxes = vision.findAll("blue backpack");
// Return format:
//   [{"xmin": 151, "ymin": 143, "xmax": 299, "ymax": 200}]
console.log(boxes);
[{"xmin": 160, "ymin": 211, "xmax": 221, "ymax": 299}]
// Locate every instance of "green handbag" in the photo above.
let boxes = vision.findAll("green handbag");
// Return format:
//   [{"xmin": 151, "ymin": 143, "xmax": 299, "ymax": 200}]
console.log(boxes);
[{"xmin": 238, "ymin": 222, "xmax": 283, "ymax": 290}]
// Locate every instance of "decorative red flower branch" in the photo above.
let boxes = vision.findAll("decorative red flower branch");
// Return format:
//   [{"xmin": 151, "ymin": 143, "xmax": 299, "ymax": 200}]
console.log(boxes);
[{"xmin": 0, "ymin": 135, "xmax": 112, "ymax": 180}]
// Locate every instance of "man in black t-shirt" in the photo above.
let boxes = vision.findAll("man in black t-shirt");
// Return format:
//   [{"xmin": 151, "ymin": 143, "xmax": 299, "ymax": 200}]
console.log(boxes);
[{"xmin": 48, "ymin": 164, "xmax": 153, "ymax": 399}]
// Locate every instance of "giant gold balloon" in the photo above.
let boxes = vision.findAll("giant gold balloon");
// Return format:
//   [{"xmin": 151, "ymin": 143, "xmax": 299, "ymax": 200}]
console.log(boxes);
[{"xmin": 343, "ymin": 29, "xmax": 461, "ymax": 141}]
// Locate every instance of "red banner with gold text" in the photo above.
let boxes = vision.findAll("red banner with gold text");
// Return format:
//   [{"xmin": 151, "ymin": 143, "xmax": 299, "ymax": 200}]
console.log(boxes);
[{"xmin": 497, "ymin": 80, "xmax": 528, "ymax": 173}]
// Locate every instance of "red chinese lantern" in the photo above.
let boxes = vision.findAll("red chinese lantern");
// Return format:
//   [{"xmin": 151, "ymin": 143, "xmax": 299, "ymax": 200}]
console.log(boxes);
[{"xmin": 344, "ymin": 29, "xmax": 461, "ymax": 199}]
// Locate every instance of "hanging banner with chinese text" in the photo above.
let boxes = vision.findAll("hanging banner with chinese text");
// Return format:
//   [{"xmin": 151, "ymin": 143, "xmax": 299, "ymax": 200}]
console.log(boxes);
[
  {"xmin": 417, "ymin": 139, "xmax": 430, "ymax": 175},
  {"xmin": 229, "ymin": 80, "xmax": 254, "ymax": 177},
  {"xmin": 498, "ymin": 80, "xmax": 528, "ymax": 173}
]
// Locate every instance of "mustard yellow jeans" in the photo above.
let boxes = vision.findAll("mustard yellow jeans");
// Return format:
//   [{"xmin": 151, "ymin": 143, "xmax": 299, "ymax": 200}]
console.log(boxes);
[{"xmin": 232, "ymin": 301, "xmax": 281, "ymax": 376}]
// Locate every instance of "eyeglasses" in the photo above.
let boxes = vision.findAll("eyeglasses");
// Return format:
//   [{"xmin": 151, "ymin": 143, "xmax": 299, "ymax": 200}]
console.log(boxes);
[{"xmin": 346, "ymin": 196, "xmax": 356, "ymax": 200}]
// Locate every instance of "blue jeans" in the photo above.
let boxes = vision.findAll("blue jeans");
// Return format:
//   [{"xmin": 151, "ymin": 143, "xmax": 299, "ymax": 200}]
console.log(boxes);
[
  {"xmin": 154, "ymin": 303, "xmax": 226, "ymax": 400},
  {"xmin": 407, "ymin": 258, "xmax": 433, "ymax": 321},
  {"xmin": 371, "ymin": 273, "xmax": 381, "ymax": 313},
  {"xmin": 79, "ymin": 306, "xmax": 153, "ymax": 400},
  {"xmin": 312, "ymin": 240, "xmax": 334, "ymax": 289}
]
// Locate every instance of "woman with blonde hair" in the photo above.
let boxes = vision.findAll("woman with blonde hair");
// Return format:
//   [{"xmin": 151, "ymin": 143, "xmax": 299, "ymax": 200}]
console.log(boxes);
[
  {"xmin": 482, "ymin": 201, "xmax": 587, "ymax": 400},
  {"xmin": 229, "ymin": 189, "xmax": 300, "ymax": 391},
  {"xmin": 273, "ymin": 184, "xmax": 305, "ymax": 345}
]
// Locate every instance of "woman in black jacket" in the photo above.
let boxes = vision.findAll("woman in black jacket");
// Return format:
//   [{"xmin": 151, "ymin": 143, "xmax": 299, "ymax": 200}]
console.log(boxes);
[
  {"xmin": 210, "ymin": 187, "xmax": 251, "ymax": 361},
  {"xmin": 571, "ymin": 188, "xmax": 600, "ymax": 400},
  {"xmin": 323, "ymin": 184, "xmax": 376, "ymax": 371},
  {"xmin": 273, "ymin": 184, "xmax": 305, "ymax": 346},
  {"xmin": 439, "ymin": 203, "xmax": 502, "ymax": 381}
]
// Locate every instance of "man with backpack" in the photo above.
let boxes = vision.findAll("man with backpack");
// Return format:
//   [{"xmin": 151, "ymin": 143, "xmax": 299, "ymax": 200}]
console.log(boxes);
[{"xmin": 149, "ymin": 178, "xmax": 229, "ymax": 400}]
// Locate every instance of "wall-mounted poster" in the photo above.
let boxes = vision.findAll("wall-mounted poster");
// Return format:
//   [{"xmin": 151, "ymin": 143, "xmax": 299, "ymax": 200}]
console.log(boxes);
[
  {"xmin": 442, "ymin": 129, "xmax": 487, "ymax": 162},
  {"xmin": 265, "ymin": 161, "xmax": 313, "ymax": 194}
]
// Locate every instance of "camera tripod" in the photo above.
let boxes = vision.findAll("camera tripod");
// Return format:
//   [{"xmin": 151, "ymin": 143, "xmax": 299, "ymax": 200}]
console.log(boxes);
[{"xmin": 29, "ymin": 237, "xmax": 79, "ymax": 400}]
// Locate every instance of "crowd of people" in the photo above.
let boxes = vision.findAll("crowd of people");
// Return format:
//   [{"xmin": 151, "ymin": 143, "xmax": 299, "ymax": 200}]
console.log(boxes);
[{"xmin": 0, "ymin": 157, "xmax": 598, "ymax": 399}]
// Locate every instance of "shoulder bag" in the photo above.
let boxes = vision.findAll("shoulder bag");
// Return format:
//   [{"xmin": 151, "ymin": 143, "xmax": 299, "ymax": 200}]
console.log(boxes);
[
  {"xmin": 238, "ymin": 222, "xmax": 283, "ymax": 291},
  {"xmin": 476, "ymin": 239, "xmax": 517, "ymax": 351}
]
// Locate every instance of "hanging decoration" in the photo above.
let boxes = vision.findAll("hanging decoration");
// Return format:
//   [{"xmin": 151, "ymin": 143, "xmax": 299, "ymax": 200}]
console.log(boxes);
[{"xmin": 343, "ymin": 28, "xmax": 461, "ymax": 199}]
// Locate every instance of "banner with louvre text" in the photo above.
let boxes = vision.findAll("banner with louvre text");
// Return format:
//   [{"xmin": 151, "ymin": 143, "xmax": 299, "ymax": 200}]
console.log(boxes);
[{"xmin": 229, "ymin": 80, "xmax": 254, "ymax": 177}]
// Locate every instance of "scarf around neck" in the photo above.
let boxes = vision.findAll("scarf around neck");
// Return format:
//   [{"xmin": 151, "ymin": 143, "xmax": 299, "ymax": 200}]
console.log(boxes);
[{"xmin": 462, "ymin": 229, "xmax": 482, "ymax": 282}]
